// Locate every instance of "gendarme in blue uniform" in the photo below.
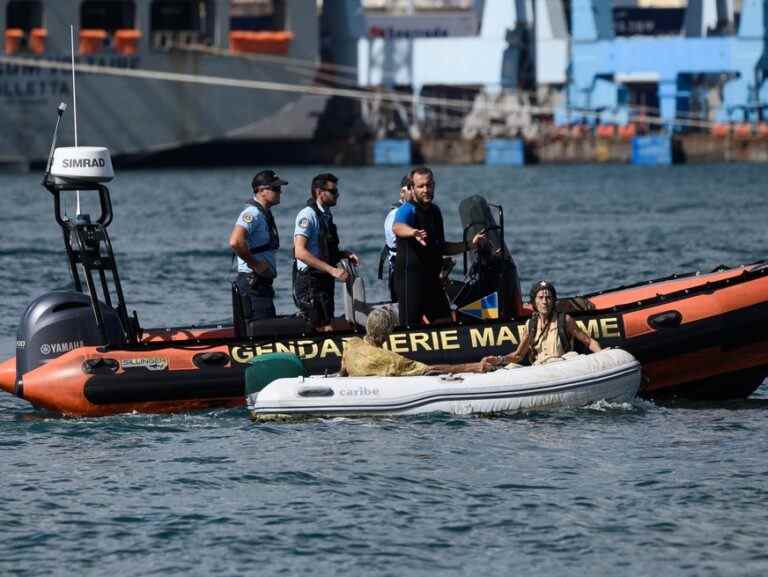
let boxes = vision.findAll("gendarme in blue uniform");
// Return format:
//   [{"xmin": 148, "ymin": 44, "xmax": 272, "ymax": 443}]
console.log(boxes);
[
  {"xmin": 293, "ymin": 202, "xmax": 333, "ymax": 272},
  {"xmin": 233, "ymin": 198, "xmax": 279, "ymax": 323},
  {"xmin": 384, "ymin": 204, "xmax": 398, "ymax": 253},
  {"xmin": 293, "ymin": 198, "xmax": 342, "ymax": 327},
  {"xmin": 235, "ymin": 202, "xmax": 277, "ymax": 275},
  {"xmin": 378, "ymin": 202, "xmax": 401, "ymax": 301}
]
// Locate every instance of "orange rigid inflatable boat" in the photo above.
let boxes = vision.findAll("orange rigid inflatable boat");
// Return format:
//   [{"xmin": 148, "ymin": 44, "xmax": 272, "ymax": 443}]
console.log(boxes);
[
  {"xmin": 586, "ymin": 263, "xmax": 768, "ymax": 397},
  {"xmin": 3, "ymin": 260, "xmax": 768, "ymax": 416},
  {"xmin": 2, "ymin": 122, "xmax": 768, "ymax": 416}
]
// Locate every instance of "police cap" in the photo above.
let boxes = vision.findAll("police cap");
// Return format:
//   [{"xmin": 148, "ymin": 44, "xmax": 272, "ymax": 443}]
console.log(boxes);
[{"xmin": 252, "ymin": 170, "xmax": 288, "ymax": 190}]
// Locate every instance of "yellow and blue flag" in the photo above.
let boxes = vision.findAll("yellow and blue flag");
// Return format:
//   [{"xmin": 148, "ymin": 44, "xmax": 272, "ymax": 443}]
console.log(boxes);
[{"xmin": 459, "ymin": 292, "xmax": 499, "ymax": 319}]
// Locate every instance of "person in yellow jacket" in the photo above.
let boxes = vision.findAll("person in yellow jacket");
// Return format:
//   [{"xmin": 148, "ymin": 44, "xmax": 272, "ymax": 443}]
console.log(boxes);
[{"xmin": 340, "ymin": 308, "xmax": 497, "ymax": 377}]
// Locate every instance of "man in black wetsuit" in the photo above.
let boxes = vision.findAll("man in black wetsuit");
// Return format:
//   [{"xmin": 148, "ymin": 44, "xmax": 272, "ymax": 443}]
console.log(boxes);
[{"xmin": 392, "ymin": 167, "xmax": 485, "ymax": 326}]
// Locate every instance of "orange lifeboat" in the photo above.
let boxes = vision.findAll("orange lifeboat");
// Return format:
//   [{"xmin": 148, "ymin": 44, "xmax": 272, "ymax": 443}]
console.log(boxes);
[
  {"xmin": 711, "ymin": 123, "xmax": 731, "ymax": 138},
  {"xmin": 29, "ymin": 28, "xmax": 47, "ymax": 54},
  {"xmin": 79, "ymin": 29, "xmax": 108, "ymax": 55},
  {"xmin": 4, "ymin": 28, "xmax": 24, "ymax": 54},
  {"xmin": 733, "ymin": 123, "xmax": 753, "ymax": 140},
  {"xmin": 114, "ymin": 29, "xmax": 142, "ymax": 55},
  {"xmin": 596, "ymin": 124, "xmax": 616, "ymax": 139},
  {"xmin": 229, "ymin": 31, "xmax": 294, "ymax": 55},
  {"xmin": 617, "ymin": 123, "xmax": 637, "ymax": 141}
]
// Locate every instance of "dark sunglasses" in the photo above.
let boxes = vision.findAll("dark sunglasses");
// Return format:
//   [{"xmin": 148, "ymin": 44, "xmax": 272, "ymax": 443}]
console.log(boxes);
[
  {"xmin": 260, "ymin": 184, "xmax": 282, "ymax": 192},
  {"xmin": 323, "ymin": 187, "xmax": 339, "ymax": 196}
]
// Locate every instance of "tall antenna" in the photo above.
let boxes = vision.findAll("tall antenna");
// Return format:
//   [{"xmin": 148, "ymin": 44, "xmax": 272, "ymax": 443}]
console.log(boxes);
[{"xmin": 70, "ymin": 25, "xmax": 81, "ymax": 215}]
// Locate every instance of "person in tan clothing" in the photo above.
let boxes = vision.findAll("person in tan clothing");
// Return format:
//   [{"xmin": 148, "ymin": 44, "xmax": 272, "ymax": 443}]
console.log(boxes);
[
  {"xmin": 498, "ymin": 280, "xmax": 601, "ymax": 366},
  {"xmin": 340, "ymin": 309, "xmax": 496, "ymax": 377}
]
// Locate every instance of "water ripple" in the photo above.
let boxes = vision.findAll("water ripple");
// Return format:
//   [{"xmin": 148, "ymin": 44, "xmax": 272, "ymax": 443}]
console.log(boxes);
[{"xmin": 2, "ymin": 165, "xmax": 768, "ymax": 577}]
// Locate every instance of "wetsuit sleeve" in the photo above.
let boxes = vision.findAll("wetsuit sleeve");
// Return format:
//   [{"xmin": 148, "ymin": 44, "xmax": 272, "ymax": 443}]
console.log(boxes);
[
  {"xmin": 393, "ymin": 203, "xmax": 416, "ymax": 226},
  {"xmin": 294, "ymin": 208, "xmax": 317, "ymax": 239}
]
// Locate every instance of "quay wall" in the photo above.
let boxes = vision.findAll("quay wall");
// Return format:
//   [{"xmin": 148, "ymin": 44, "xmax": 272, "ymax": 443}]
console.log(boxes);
[
  {"xmin": 103, "ymin": 134, "xmax": 768, "ymax": 169},
  {"xmin": 344, "ymin": 135, "xmax": 768, "ymax": 165}
]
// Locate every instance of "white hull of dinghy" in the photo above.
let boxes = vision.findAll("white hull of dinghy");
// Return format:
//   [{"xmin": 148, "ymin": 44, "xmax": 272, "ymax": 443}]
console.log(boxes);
[{"xmin": 248, "ymin": 349, "xmax": 641, "ymax": 418}]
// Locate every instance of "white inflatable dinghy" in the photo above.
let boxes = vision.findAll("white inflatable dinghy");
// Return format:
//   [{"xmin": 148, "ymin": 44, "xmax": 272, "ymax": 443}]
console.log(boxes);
[{"xmin": 246, "ymin": 348, "xmax": 641, "ymax": 419}]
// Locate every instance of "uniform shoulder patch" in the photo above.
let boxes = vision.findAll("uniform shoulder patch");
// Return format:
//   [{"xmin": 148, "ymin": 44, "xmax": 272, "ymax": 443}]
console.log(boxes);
[
  {"xmin": 298, "ymin": 217, "xmax": 310, "ymax": 229},
  {"xmin": 242, "ymin": 213, "xmax": 254, "ymax": 224}
]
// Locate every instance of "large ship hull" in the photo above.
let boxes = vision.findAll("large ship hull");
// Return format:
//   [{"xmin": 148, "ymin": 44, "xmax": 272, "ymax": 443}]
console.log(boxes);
[
  {"xmin": 2, "ymin": 262, "xmax": 767, "ymax": 416},
  {"xmin": 0, "ymin": 0, "xmax": 325, "ymax": 164}
]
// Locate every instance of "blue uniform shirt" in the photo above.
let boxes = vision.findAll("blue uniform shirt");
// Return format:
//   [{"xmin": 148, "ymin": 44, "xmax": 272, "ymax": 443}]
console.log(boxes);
[
  {"xmin": 235, "ymin": 204, "xmax": 277, "ymax": 274},
  {"xmin": 393, "ymin": 201, "xmax": 418, "ymax": 228},
  {"xmin": 384, "ymin": 204, "xmax": 400, "ymax": 252},
  {"xmin": 294, "ymin": 203, "xmax": 332, "ymax": 272}
]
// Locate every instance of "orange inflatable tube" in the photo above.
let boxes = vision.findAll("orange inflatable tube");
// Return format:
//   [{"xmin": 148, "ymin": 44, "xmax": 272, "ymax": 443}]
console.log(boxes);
[
  {"xmin": 0, "ymin": 357, "xmax": 16, "ymax": 395},
  {"xmin": 1, "ymin": 324, "xmax": 237, "ymax": 412},
  {"xmin": 18, "ymin": 344, "xmax": 244, "ymax": 417}
]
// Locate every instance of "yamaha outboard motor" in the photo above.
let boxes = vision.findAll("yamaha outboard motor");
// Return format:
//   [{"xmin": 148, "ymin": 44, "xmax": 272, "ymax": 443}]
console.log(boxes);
[
  {"xmin": 455, "ymin": 195, "xmax": 524, "ymax": 319},
  {"xmin": 16, "ymin": 291, "xmax": 126, "ymax": 377}
]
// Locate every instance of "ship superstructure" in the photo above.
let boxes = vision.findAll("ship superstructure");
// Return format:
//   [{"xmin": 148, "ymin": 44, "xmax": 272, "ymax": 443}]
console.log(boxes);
[{"xmin": 325, "ymin": 0, "xmax": 767, "ymax": 141}]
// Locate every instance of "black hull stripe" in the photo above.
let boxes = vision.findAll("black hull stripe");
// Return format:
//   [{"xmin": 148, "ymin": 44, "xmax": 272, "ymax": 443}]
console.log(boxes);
[{"xmin": 84, "ymin": 365, "xmax": 246, "ymax": 404}]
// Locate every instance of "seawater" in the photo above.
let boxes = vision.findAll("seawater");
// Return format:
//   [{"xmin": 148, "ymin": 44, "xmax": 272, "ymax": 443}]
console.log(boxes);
[{"xmin": 1, "ymin": 164, "xmax": 767, "ymax": 577}]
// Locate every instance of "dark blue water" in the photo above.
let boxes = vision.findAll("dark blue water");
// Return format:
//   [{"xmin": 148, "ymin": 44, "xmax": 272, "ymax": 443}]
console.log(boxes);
[{"xmin": 1, "ymin": 164, "xmax": 767, "ymax": 576}]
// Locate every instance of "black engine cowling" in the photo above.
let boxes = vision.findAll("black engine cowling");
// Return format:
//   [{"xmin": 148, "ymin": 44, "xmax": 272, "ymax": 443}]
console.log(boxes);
[{"xmin": 15, "ymin": 291, "xmax": 125, "ymax": 379}]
